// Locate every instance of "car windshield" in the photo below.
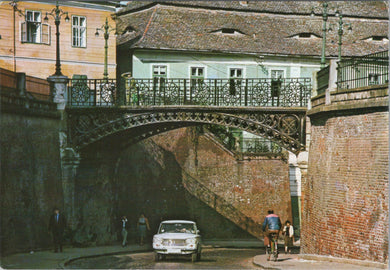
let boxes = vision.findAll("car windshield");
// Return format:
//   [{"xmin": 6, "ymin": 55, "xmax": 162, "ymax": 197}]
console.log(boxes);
[{"xmin": 159, "ymin": 223, "xmax": 196, "ymax": 234}]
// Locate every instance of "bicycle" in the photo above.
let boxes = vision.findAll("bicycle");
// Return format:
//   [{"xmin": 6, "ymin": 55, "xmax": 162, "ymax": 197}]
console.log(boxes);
[{"xmin": 266, "ymin": 230, "xmax": 279, "ymax": 262}]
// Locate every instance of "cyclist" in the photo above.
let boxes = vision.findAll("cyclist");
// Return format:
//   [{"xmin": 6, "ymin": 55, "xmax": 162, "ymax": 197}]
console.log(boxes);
[{"xmin": 262, "ymin": 210, "xmax": 282, "ymax": 260}]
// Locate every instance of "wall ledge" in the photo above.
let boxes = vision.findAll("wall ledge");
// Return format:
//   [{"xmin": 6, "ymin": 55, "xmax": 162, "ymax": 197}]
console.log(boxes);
[{"xmin": 308, "ymin": 84, "xmax": 388, "ymax": 117}]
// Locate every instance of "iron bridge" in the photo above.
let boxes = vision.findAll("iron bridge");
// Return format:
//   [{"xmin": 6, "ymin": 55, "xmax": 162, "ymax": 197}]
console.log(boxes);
[
  {"xmin": 66, "ymin": 77, "xmax": 311, "ymax": 154},
  {"xmin": 67, "ymin": 106, "xmax": 307, "ymax": 154}
]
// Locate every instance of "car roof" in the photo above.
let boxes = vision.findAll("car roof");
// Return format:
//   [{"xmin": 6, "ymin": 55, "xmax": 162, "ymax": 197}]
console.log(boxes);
[{"xmin": 161, "ymin": 220, "xmax": 195, "ymax": 224}]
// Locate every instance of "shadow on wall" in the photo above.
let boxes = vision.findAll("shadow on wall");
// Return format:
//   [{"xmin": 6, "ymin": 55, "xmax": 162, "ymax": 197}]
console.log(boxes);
[{"xmin": 71, "ymin": 137, "xmax": 255, "ymax": 247}]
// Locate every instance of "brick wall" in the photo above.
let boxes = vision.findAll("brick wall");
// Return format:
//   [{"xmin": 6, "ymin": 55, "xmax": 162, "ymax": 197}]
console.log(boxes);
[
  {"xmin": 303, "ymin": 86, "xmax": 389, "ymax": 263},
  {"xmin": 153, "ymin": 127, "xmax": 293, "ymax": 237}
]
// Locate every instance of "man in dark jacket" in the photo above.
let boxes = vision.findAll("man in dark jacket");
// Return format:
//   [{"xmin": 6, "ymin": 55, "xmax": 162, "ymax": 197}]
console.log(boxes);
[
  {"xmin": 48, "ymin": 207, "xmax": 66, "ymax": 252},
  {"xmin": 262, "ymin": 210, "xmax": 282, "ymax": 256}
]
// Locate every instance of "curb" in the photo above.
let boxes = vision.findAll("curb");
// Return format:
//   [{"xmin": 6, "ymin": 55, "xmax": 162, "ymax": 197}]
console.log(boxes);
[
  {"xmin": 59, "ymin": 247, "xmax": 153, "ymax": 269},
  {"xmin": 298, "ymin": 254, "xmax": 388, "ymax": 269}
]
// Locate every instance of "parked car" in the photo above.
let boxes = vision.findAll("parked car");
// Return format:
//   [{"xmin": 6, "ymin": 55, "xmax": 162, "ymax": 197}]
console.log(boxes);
[{"xmin": 153, "ymin": 220, "xmax": 201, "ymax": 262}]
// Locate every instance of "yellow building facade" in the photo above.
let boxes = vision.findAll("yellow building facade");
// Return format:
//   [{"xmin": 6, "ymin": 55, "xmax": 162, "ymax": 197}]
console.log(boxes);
[{"xmin": 0, "ymin": 1, "xmax": 116, "ymax": 79}]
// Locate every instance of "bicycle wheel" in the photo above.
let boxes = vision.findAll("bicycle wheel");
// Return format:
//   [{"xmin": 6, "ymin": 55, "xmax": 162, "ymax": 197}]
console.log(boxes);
[{"xmin": 273, "ymin": 241, "xmax": 278, "ymax": 261}]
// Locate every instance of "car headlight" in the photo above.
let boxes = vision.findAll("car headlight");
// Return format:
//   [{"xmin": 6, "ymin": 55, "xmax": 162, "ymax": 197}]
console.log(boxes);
[
  {"xmin": 153, "ymin": 237, "xmax": 163, "ymax": 245},
  {"xmin": 186, "ymin": 238, "xmax": 197, "ymax": 245}
]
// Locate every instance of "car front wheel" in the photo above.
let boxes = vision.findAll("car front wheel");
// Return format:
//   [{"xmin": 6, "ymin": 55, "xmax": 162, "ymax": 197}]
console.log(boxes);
[
  {"xmin": 155, "ymin": 253, "xmax": 164, "ymax": 262},
  {"xmin": 197, "ymin": 251, "xmax": 201, "ymax": 261},
  {"xmin": 191, "ymin": 252, "xmax": 198, "ymax": 262}
]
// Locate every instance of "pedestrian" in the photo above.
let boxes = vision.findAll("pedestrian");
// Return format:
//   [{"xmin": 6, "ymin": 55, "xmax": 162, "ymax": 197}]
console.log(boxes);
[
  {"xmin": 262, "ymin": 209, "xmax": 282, "ymax": 261},
  {"xmin": 282, "ymin": 220, "xmax": 294, "ymax": 254},
  {"xmin": 121, "ymin": 216, "xmax": 128, "ymax": 247},
  {"xmin": 48, "ymin": 207, "xmax": 66, "ymax": 253},
  {"xmin": 137, "ymin": 213, "xmax": 150, "ymax": 245}
]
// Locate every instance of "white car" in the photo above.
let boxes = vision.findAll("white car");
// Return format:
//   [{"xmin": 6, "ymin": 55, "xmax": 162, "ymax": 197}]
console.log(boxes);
[{"xmin": 153, "ymin": 220, "xmax": 201, "ymax": 262}]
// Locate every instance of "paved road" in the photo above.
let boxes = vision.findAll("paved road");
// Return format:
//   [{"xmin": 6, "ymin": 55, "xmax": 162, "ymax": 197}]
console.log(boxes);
[{"xmin": 67, "ymin": 248, "xmax": 263, "ymax": 269}]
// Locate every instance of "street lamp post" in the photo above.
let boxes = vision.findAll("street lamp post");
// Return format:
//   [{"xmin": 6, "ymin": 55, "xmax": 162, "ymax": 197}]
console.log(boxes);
[
  {"xmin": 312, "ymin": 3, "xmax": 352, "ymax": 67},
  {"xmin": 44, "ymin": 1, "xmax": 69, "ymax": 76},
  {"xmin": 311, "ymin": 2, "xmax": 329, "ymax": 69},
  {"xmin": 330, "ymin": 12, "xmax": 352, "ymax": 61},
  {"xmin": 320, "ymin": 3, "xmax": 328, "ymax": 69},
  {"xmin": 95, "ymin": 18, "xmax": 116, "ymax": 80}
]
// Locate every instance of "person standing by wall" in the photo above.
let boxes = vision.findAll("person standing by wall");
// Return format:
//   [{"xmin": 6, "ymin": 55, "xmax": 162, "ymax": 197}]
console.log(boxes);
[
  {"xmin": 283, "ymin": 220, "xmax": 294, "ymax": 254},
  {"xmin": 137, "ymin": 213, "xmax": 150, "ymax": 245},
  {"xmin": 121, "ymin": 216, "xmax": 128, "ymax": 247},
  {"xmin": 48, "ymin": 207, "xmax": 66, "ymax": 253}
]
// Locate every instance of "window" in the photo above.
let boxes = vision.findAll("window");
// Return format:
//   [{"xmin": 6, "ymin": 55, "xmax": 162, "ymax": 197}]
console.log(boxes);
[
  {"xmin": 211, "ymin": 28, "xmax": 245, "ymax": 36},
  {"xmin": 229, "ymin": 68, "xmax": 243, "ymax": 95},
  {"xmin": 368, "ymin": 74, "xmax": 379, "ymax": 85},
  {"xmin": 191, "ymin": 67, "xmax": 204, "ymax": 87},
  {"xmin": 153, "ymin": 65, "xmax": 167, "ymax": 78},
  {"xmin": 72, "ymin": 16, "xmax": 86, "ymax": 47},
  {"xmin": 21, "ymin": 11, "xmax": 50, "ymax": 44},
  {"xmin": 271, "ymin": 70, "xmax": 284, "ymax": 97},
  {"xmin": 271, "ymin": 70, "xmax": 284, "ymax": 79},
  {"xmin": 230, "ymin": 68, "xmax": 243, "ymax": 79},
  {"xmin": 363, "ymin": 36, "xmax": 388, "ymax": 42},
  {"xmin": 289, "ymin": 33, "xmax": 320, "ymax": 39},
  {"xmin": 152, "ymin": 65, "xmax": 167, "ymax": 90}
]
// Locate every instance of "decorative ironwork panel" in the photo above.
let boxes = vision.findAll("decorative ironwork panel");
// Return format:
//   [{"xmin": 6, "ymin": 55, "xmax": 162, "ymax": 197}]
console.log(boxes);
[
  {"xmin": 191, "ymin": 82, "xmax": 212, "ymax": 105},
  {"xmin": 250, "ymin": 81, "xmax": 272, "ymax": 106},
  {"xmin": 68, "ymin": 79, "xmax": 117, "ymax": 106}
]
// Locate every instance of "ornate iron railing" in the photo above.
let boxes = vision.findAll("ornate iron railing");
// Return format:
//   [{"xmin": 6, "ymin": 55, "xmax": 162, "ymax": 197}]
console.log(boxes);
[
  {"xmin": 337, "ymin": 50, "xmax": 388, "ymax": 90},
  {"xmin": 205, "ymin": 125, "xmax": 283, "ymax": 155},
  {"xmin": 316, "ymin": 65, "xmax": 330, "ymax": 95},
  {"xmin": 68, "ymin": 78, "xmax": 117, "ymax": 107},
  {"xmin": 241, "ymin": 137, "xmax": 282, "ymax": 155},
  {"xmin": 68, "ymin": 78, "xmax": 311, "ymax": 107}
]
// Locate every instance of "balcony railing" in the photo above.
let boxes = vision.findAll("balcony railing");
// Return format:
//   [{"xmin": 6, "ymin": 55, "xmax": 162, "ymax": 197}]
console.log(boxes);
[
  {"xmin": 337, "ymin": 50, "xmax": 388, "ymax": 90},
  {"xmin": 68, "ymin": 78, "xmax": 311, "ymax": 107}
]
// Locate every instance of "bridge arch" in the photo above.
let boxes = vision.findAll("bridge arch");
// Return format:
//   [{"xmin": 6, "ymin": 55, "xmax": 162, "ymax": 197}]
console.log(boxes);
[{"xmin": 67, "ymin": 107, "xmax": 307, "ymax": 154}]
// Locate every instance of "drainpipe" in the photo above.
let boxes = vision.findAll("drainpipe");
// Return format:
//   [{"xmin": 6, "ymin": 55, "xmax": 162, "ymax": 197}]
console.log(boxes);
[{"xmin": 13, "ymin": 4, "xmax": 16, "ymax": 72}]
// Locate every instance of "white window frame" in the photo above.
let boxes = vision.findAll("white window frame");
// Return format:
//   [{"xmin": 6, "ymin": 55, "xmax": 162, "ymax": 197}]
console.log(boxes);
[
  {"xmin": 72, "ymin": 15, "xmax": 87, "ymax": 48},
  {"xmin": 151, "ymin": 64, "xmax": 168, "ymax": 78},
  {"xmin": 270, "ymin": 69, "xmax": 286, "ymax": 79},
  {"xmin": 190, "ymin": 66, "xmax": 206, "ymax": 79},
  {"xmin": 228, "ymin": 67, "xmax": 245, "ymax": 79},
  {"xmin": 227, "ymin": 67, "xmax": 245, "ymax": 96},
  {"xmin": 21, "ymin": 10, "xmax": 50, "ymax": 44}
]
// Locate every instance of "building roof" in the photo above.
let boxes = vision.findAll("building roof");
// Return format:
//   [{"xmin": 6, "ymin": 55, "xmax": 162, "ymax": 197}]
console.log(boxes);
[
  {"xmin": 21, "ymin": 1, "xmax": 118, "ymax": 11},
  {"xmin": 116, "ymin": 1, "xmax": 389, "ymax": 57},
  {"xmin": 117, "ymin": 1, "xmax": 389, "ymax": 19}
]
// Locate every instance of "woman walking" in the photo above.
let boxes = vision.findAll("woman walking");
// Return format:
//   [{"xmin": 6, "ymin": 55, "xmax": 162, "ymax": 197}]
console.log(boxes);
[{"xmin": 137, "ymin": 213, "xmax": 150, "ymax": 245}]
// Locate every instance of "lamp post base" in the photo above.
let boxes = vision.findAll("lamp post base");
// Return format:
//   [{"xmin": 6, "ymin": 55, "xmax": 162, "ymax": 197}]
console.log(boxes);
[{"xmin": 47, "ymin": 75, "xmax": 69, "ymax": 110}]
